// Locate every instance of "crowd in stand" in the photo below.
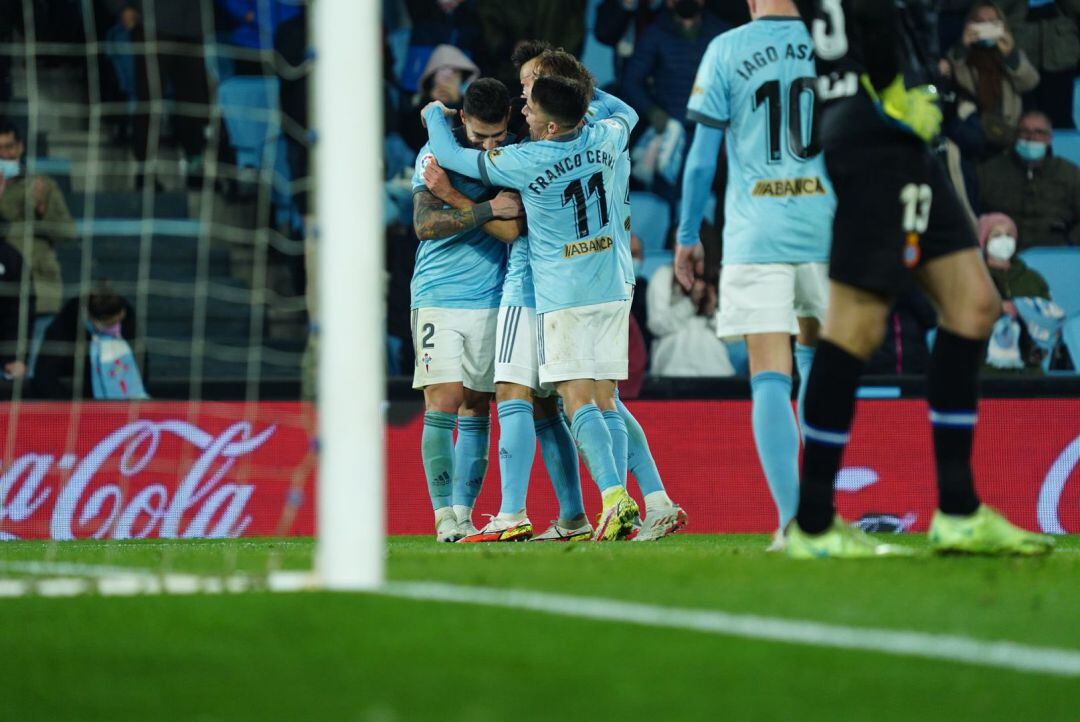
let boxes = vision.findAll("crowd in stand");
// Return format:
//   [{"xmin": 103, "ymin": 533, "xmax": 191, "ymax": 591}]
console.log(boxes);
[
  {"xmin": 0, "ymin": 0, "xmax": 310, "ymax": 397},
  {"xmin": 0, "ymin": 0, "xmax": 1077, "ymax": 395},
  {"xmin": 383, "ymin": 0, "xmax": 1080, "ymax": 383}
]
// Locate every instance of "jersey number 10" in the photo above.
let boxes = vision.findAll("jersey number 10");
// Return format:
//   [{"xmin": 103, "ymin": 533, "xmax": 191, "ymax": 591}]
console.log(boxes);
[
  {"xmin": 563, "ymin": 171, "xmax": 609, "ymax": 240},
  {"xmin": 752, "ymin": 77, "xmax": 819, "ymax": 164}
]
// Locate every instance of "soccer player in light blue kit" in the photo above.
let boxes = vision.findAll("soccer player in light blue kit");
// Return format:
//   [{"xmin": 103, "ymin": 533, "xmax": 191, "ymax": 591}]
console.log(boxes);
[
  {"xmin": 527, "ymin": 49, "xmax": 688, "ymax": 540},
  {"xmin": 675, "ymin": 0, "xmax": 835, "ymax": 549},
  {"xmin": 423, "ymin": 75, "xmax": 643, "ymax": 541},
  {"xmin": 410, "ymin": 79, "xmax": 526, "ymax": 542},
  {"xmin": 456, "ymin": 46, "xmax": 593, "ymax": 544}
]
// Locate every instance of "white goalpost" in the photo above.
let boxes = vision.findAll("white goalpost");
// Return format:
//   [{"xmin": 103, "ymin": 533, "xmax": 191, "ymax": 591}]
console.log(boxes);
[
  {"xmin": 0, "ymin": 0, "xmax": 383, "ymax": 598},
  {"xmin": 313, "ymin": 0, "xmax": 386, "ymax": 590}
]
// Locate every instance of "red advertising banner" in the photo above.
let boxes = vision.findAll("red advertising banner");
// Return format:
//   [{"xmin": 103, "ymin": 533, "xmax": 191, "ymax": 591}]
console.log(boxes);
[
  {"xmin": 1, "ymin": 399, "xmax": 1077, "ymax": 540},
  {"xmin": 0, "ymin": 402, "xmax": 316, "ymax": 540},
  {"xmin": 387, "ymin": 398, "xmax": 1080, "ymax": 536}
]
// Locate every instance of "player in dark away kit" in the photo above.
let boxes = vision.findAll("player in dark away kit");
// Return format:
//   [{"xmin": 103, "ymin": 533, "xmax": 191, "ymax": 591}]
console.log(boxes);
[{"xmin": 787, "ymin": 0, "xmax": 1053, "ymax": 557}]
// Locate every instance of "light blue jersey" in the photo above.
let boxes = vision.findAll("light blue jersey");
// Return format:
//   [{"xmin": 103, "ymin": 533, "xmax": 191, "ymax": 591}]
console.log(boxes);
[
  {"xmin": 586, "ymin": 90, "xmax": 634, "ymax": 286},
  {"xmin": 500, "ymin": 90, "xmax": 635, "ymax": 310},
  {"xmin": 686, "ymin": 17, "xmax": 833, "ymax": 264},
  {"xmin": 409, "ymin": 140, "xmax": 508, "ymax": 310},
  {"xmin": 500, "ymin": 235, "xmax": 534, "ymax": 308},
  {"xmin": 424, "ymin": 104, "xmax": 635, "ymax": 314}
]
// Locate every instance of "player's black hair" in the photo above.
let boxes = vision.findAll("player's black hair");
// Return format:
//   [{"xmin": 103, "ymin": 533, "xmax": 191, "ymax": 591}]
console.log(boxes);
[
  {"xmin": 511, "ymin": 39, "xmax": 553, "ymax": 70},
  {"xmin": 0, "ymin": 118, "xmax": 22, "ymax": 141},
  {"xmin": 88, "ymin": 284, "xmax": 126, "ymax": 322},
  {"xmin": 535, "ymin": 50, "xmax": 595, "ymax": 105},
  {"xmin": 530, "ymin": 75, "xmax": 589, "ymax": 128},
  {"xmin": 462, "ymin": 78, "xmax": 510, "ymax": 125}
]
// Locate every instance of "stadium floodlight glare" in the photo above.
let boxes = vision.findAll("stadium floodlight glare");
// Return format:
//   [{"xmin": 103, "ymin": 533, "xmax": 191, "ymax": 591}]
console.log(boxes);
[{"xmin": 313, "ymin": 0, "xmax": 386, "ymax": 590}]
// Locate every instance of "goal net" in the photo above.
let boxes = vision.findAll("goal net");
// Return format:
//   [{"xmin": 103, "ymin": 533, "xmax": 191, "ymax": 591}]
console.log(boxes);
[{"xmin": 0, "ymin": 0, "xmax": 382, "ymax": 595}]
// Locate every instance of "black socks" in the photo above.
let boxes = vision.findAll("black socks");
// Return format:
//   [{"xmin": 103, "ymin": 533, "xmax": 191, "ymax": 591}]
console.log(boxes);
[
  {"xmin": 796, "ymin": 340, "xmax": 866, "ymax": 534},
  {"xmin": 928, "ymin": 328, "xmax": 983, "ymax": 516}
]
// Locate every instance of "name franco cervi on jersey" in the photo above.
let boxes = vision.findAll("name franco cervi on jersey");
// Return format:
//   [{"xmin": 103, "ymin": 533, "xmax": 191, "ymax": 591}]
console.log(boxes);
[{"xmin": 518, "ymin": 149, "xmax": 617, "ymax": 195}]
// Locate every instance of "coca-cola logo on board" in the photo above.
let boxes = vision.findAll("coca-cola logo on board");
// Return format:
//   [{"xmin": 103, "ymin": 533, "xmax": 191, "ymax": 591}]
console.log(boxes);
[
  {"xmin": 0, "ymin": 420, "xmax": 276, "ymax": 540},
  {"xmin": 1037, "ymin": 433, "xmax": 1080, "ymax": 534}
]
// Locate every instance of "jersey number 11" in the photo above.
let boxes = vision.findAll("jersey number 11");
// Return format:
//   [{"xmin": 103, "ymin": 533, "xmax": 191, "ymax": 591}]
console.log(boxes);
[{"xmin": 563, "ymin": 171, "xmax": 609, "ymax": 239}]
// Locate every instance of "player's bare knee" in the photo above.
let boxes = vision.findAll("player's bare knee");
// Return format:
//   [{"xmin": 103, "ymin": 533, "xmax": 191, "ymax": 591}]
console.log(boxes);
[
  {"xmin": 557, "ymin": 380, "xmax": 594, "ymax": 419},
  {"xmin": 595, "ymin": 380, "xmax": 617, "ymax": 411},
  {"xmin": 424, "ymin": 384, "xmax": 463, "ymax": 414},
  {"xmin": 938, "ymin": 288, "xmax": 1001, "ymax": 340},
  {"xmin": 495, "ymin": 382, "xmax": 532, "ymax": 404},
  {"xmin": 825, "ymin": 316, "xmax": 887, "ymax": 360},
  {"xmin": 459, "ymin": 389, "xmax": 492, "ymax": 417},
  {"xmin": 970, "ymin": 287, "xmax": 1002, "ymax": 337}
]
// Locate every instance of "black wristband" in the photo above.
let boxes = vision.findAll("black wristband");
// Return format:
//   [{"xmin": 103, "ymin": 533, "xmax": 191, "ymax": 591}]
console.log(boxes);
[{"xmin": 473, "ymin": 201, "xmax": 494, "ymax": 226}]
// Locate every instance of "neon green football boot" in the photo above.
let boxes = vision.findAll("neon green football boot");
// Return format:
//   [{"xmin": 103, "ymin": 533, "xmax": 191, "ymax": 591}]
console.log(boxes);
[
  {"xmin": 929, "ymin": 505, "xmax": 1054, "ymax": 556},
  {"xmin": 591, "ymin": 486, "xmax": 640, "ymax": 541},
  {"xmin": 786, "ymin": 516, "xmax": 915, "ymax": 559}
]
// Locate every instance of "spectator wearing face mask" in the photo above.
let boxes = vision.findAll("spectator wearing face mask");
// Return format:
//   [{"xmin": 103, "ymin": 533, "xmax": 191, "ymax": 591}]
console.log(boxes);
[
  {"xmin": 945, "ymin": 1, "xmax": 1038, "ymax": 152},
  {"xmin": 976, "ymin": 110, "xmax": 1080, "ymax": 249},
  {"xmin": 0, "ymin": 118, "xmax": 76, "ymax": 367},
  {"xmin": 978, "ymin": 212, "xmax": 1053, "ymax": 373},
  {"xmin": 31, "ymin": 286, "xmax": 147, "ymax": 400},
  {"xmin": 979, "ymin": 212, "xmax": 1050, "ymax": 315}
]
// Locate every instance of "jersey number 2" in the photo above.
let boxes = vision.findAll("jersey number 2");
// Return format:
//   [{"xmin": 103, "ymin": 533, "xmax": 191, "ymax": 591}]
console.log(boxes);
[
  {"xmin": 563, "ymin": 171, "xmax": 609, "ymax": 239},
  {"xmin": 753, "ymin": 78, "xmax": 819, "ymax": 164}
]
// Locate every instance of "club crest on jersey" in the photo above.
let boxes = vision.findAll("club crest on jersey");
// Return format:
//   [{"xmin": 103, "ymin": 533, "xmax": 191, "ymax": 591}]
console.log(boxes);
[
  {"xmin": 751, "ymin": 177, "xmax": 828, "ymax": 198},
  {"xmin": 486, "ymin": 148, "xmax": 502, "ymax": 163},
  {"xmin": 563, "ymin": 235, "xmax": 613, "ymax": 259},
  {"xmin": 420, "ymin": 153, "xmax": 434, "ymax": 170},
  {"xmin": 903, "ymin": 232, "xmax": 921, "ymax": 268}
]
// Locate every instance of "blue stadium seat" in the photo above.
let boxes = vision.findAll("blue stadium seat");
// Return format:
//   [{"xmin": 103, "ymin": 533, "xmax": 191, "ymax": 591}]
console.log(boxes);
[
  {"xmin": 1053, "ymin": 129, "xmax": 1080, "ymax": 167},
  {"xmin": 1018, "ymin": 247, "xmax": 1080, "ymax": 317},
  {"xmin": 1063, "ymin": 316, "xmax": 1080, "ymax": 370},
  {"xmin": 641, "ymin": 250, "xmax": 672, "ymax": 282},
  {"xmin": 1073, "ymin": 77, "xmax": 1080, "ymax": 129},
  {"xmin": 629, "ymin": 191, "xmax": 671, "ymax": 253},
  {"xmin": 219, "ymin": 76, "xmax": 296, "ymax": 229}
]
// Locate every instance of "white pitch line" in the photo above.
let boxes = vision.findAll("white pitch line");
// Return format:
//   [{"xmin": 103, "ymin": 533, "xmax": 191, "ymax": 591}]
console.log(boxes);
[
  {"xmin": 2, "ymin": 563, "xmax": 1076, "ymax": 678},
  {"xmin": 382, "ymin": 581, "xmax": 1080, "ymax": 679},
  {"xmin": 0, "ymin": 561, "xmax": 158, "ymax": 577}
]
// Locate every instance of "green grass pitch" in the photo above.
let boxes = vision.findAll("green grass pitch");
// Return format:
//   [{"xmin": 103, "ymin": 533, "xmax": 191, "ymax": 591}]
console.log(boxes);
[{"xmin": 1, "ymin": 534, "xmax": 1078, "ymax": 721}]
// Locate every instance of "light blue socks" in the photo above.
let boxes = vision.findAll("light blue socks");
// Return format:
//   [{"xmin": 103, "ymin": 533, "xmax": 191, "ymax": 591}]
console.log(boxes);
[
  {"xmin": 750, "ymin": 372, "xmax": 800, "ymax": 529},
  {"xmin": 535, "ymin": 413, "xmax": 585, "ymax": 521},
  {"xmin": 452, "ymin": 416, "xmax": 490, "ymax": 508},
  {"xmin": 602, "ymin": 410, "xmax": 628, "ymax": 486},
  {"xmin": 617, "ymin": 397, "xmax": 665, "ymax": 496},
  {"xmin": 569, "ymin": 403, "xmax": 622, "ymax": 493},
  {"xmin": 421, "ymin": 411, "xmax": 456, "ymax": 510},
  {"xmin": 496, "ymin": 400, "xmax": 535, "ymax": 515},
  {"xmin": 794, "ymin": 343, "xmax": 815, "ymax": 436}
]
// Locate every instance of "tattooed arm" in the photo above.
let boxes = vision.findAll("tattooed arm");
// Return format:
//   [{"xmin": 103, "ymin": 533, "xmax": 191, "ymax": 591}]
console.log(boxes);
[
  {"xmin": 423, "ymin": 158, "xmax": 525, "ymax": 243},
  {"xmin": 412, "ymin": 189, "xmax": 492, "ymax": 241}
]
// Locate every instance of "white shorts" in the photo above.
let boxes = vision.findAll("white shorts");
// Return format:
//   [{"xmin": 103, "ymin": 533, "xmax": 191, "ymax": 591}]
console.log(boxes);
[
  {"xmin": 715, "ymin": 262, "xmax": 828, "ymax": 340},
  {"xmin": 411, "ymin": 306, "xmax": 498, "ymax": 392},
  {"xmin": 493, "ymin": 305, "xmax": 551, "ymax": 396},
  {"xmin": 537, "ymin": 297, "xmax": 629, "ymax": 386}
]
